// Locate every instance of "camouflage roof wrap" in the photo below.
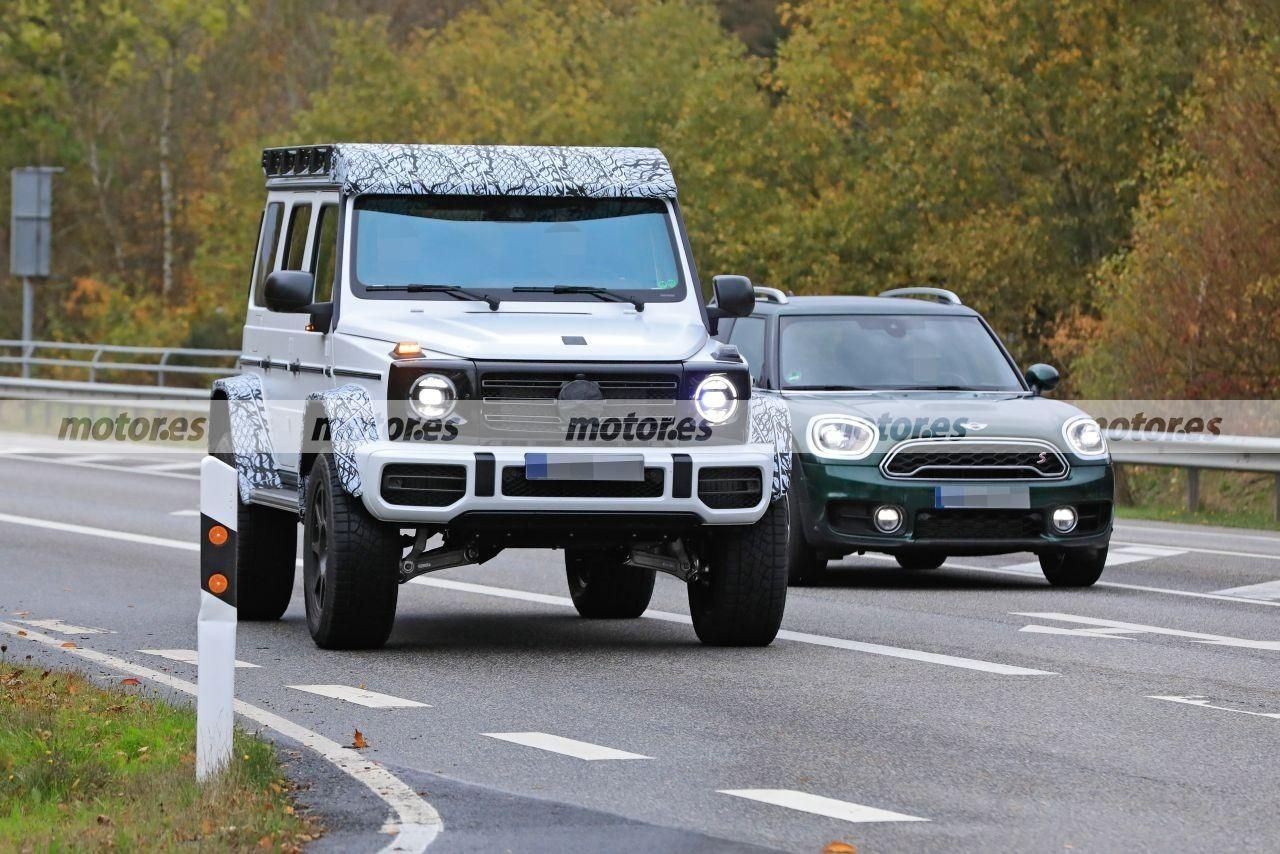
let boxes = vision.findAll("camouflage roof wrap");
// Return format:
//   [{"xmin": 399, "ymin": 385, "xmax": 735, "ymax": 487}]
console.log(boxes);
[{"xmin": 330, "ymin": 143, "xmax": 676, "ymax": 198}]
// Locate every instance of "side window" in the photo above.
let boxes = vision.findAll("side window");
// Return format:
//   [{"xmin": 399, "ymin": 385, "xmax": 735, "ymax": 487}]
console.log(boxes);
[
  {"xmin": 729, "ymin": 316, "xmax": 767, "ymax": 385},
  {"xmin": 311, "ymin": 204, "xmax": 339, "ymax": 303},
  {"xmin": 251, "ymin": 202, "xmax": 284, "ymax": 306},
  {"xmin": 283, "ymin": 203, "xmax": 312, "ymax": 271}
]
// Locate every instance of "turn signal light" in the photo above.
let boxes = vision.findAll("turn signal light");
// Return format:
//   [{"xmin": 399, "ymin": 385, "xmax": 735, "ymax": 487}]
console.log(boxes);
[{"xmin": 392, "ymin": 341, "xmax": 423, "ymax": 359}]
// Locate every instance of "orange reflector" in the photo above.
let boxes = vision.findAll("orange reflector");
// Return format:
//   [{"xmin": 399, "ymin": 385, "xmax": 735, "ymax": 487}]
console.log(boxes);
[
  {"xmin": 208, "ymin": 573, "xmax": 228, "ymax": 595},
  {"xmin": 392, "ymin": 341, "xmax": 422, "ymax": 358},
  {"xmin": 208, "ymin": 525, "xmax": 229, "ymax": 546}
]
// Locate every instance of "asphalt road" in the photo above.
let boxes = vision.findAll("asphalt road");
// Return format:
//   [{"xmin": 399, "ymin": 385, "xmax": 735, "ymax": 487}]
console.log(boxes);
[{"xmin": 2, "ymin": 446, "xmax": 1279, "ymax": 853}]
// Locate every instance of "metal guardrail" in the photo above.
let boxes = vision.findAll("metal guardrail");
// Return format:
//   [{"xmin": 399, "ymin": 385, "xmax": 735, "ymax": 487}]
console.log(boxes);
[
  {"xmin": 1107, "ymin": 429, "xmax": 1280, "ymax": 521},
  {"xmin": 0, "ymin": 339, "xmax": 238, "ymax": 397}
]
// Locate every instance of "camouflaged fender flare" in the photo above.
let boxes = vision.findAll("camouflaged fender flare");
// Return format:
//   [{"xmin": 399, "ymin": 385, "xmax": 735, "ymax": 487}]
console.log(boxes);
[
  {"xmin": 299, "ymin": 384, "xmax": 380, "ymax": 504},
  {"xmin": 210, "ymin": 374, "xmax": 283, "ymax": 503},
  {"xmin": 749, "ymin": 394, "xmax": 792, "ymax": 501}
]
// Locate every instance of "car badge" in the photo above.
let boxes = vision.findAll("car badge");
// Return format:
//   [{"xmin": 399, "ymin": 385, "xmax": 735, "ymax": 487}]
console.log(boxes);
[{"xmin": 1036, "ymin": 452, "xmax": 1049, "ymax": 465}]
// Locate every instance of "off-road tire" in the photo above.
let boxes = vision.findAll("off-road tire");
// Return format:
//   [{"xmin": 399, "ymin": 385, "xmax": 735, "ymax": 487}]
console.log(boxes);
[
  {"xmin": 211, "ymin": 429, "xmax": 295, "ymax": 621},
  {"xmin": 896, "ymin": 552, "xmax": 946, "ymax": 571},
  {"xmin": 303, "ymin": 454, "xmax": 400, "ymax": 649},
  {"xmin": 565, "ymin": 549, "xmax": 655, "ymax": 618},
  {"xmin": 689, "ymin": 498, "xmax": 789, "ymax": 646},
  {"xmin": 1039, "ymin": 546, "xmax": 1108, "ymax": 587},
  {"xmin": 785, "ymin": 490, "xmax": 828, "ymax": 586}
]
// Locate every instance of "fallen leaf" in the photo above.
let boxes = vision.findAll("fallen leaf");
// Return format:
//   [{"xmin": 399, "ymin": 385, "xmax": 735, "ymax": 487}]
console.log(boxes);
[
  {"xmin": 352, "ymin": 728, "xmax": 369, "ymax": 749},
  {"xmin": 60, "ymin": 642, "xmax": 76, "ymax": 649},
  {"xmin": 13, "ymin": 611, "xmax": 29, "ymax": 617},
  {"xmin": 823, "ymin": 844, "xmax": 857, "ymax": 854},
  {"xmin": 16, "ymin": 630, "xmax": 27, "ymax": 637},
  {"xmin": 257, "ymin": 835, "xmax": 273, "ymax": 849},
  {"xmin": 120, "ymin": 677, "xmax": 141, "ymax": 687},
  {"xmin": 97, "ymin": 814, "xmax": 112, "ymax": 826}
]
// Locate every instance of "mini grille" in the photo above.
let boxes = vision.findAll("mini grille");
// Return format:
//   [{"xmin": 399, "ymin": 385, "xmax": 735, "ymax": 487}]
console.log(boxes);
[
  {"xmin": 381, "ymin": 464, "xmax": 467, "ymax": 507},
  {"xmin": 501, "ymin": 466, "xmax": 664, "ymax": 499},
  {"xmin": 914, "ymin": 509, "xmax": 1045, "ymax": 539},
  {"xmin": 697, "ymin": 466, "xmax": 763, "ymax": 509},
  {"xmin": 882, "ymin": 440, "xmax": 1068, "ymax": 480}
]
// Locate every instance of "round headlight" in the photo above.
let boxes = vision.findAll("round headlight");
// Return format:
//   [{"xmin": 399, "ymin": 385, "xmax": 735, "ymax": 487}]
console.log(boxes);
[
  {"xmin": 409, "ymin": 374, "xmax": 457, "ymax": 419},
  {"xmin": 1052, "ymin": 506, "xmax": 1078, "ymax": 533},
  {"xmin": 694, "ymin": 375, "xmax": 738, "ymax": 425},
  {"xmin": 807, "ymin": 415, "xmax": 879, "ymax": 460},
  {"xmin": 1062, "ymin": 416, "xmax": 1108, "ymax": 458}
]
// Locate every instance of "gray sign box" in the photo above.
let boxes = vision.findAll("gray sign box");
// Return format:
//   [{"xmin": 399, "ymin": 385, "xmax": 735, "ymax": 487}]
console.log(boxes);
[{"xmin": 10, "ymin": 167, "xmax": 58, "ymax": 277}]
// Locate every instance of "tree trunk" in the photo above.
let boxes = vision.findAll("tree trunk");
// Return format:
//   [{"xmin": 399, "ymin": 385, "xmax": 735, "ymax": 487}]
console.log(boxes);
[{"xmin": 158, "ymin": 46, "xmax": 176, "ymax": 298}]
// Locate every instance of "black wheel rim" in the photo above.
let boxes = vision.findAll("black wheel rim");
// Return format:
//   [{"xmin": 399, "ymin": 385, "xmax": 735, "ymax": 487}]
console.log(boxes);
[{"xmin": 308, "ymin": 477, "xmax": 330, "ymax": 613}]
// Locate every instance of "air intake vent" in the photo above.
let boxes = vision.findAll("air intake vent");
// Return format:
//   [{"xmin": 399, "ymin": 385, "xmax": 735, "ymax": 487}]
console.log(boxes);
[
  {"xmin": 381, "ymin": 464, "xmax": 467, "ymax": 507},
  {"xmin": 882, "ymin": 439, "xmax": 1068, "ymax": 480},
  {"xmin": 697, "ymin": 466, "xmax": 763, "ymax": 509}
]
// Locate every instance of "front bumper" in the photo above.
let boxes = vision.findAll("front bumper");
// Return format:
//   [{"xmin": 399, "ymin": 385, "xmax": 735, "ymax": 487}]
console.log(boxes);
[
  {"xmin": 356, "ymin": 442, "xmax": 773, "ymax": 526},
  {"xmin": 796, "ymin": 458, "xmax": 1114, "ymax": 556}
]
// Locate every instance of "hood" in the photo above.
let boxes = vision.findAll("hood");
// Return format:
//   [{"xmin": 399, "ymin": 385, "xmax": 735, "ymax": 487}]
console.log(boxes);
[
  {"xmin": 783, "ymin": 391, "xmax": 1092, "ymax": 450},
  {"xmin": 338, "ymin": 306, "xmax": 708, "ymax": 362}
]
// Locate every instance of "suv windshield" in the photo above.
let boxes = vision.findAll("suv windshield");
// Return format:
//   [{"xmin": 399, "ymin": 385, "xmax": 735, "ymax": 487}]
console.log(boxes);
[
  {"xmin": 352, "ymin": 195, "xmax": 684, "ymax": 302},
  {"xmin": 780, "ymin": 314, "xmax": 1024, "ymax": 391}
]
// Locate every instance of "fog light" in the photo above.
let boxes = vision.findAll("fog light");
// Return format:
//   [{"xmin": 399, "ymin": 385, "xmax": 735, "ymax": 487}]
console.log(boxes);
[
  {"xmin": 874, "ymin": 505, "xmax": 904, "ymax": 534},
  {"xmin": 1052, "ymin": 506, "xmax": 1078, "ymax": 533}
]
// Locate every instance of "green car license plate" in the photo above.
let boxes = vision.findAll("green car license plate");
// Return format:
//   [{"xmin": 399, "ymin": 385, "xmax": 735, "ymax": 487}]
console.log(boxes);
[{"xmin": 934, "ymin": 484, "xmax": 1030, "ymax": 509}]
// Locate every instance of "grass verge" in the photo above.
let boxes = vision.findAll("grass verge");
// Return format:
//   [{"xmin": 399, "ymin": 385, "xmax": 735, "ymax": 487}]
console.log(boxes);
[{"xmin": 0, "ymin": 661, "xmax": 318, "ymax": 851}]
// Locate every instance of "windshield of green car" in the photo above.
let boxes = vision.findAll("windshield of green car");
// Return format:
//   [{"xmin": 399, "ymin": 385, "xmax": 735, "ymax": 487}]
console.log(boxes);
[
  {"xmin": 779, "ymin": 314, "xmax": 1025, "ymax": 391},
  {"xmin": 351, "ymin": 195, "xmax": 684, "ymax": 303}
]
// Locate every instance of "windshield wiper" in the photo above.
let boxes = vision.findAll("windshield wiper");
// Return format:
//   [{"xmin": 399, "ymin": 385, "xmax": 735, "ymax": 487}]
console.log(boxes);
[
  {"xmin": 367, "ymin": 283, "xmax": 499, "ymax": 311},
  {"xmin": 512, "ymin": 285, "xmax": 644, "ymax": 312}
]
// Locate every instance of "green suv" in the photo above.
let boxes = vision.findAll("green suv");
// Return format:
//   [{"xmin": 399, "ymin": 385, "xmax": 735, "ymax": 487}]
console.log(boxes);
[{"xmin": 714, "ymin": 287, "xmax": 1113, "ymax": 587}]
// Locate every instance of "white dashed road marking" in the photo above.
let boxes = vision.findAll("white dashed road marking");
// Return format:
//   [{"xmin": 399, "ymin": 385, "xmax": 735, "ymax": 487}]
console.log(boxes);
[
  {"xmin": 139, "ymin": 648, "xmax": 260, "ymax": 668},
  {"xmin": 0, "ymin": 622, "xmax": 441, "ymax": 852},
  {"xmin": 483, "ymin": 732, "xmax": 651, "ymax": 761},
  {"xmin": 1211, "ymin": 579, "xmax": 1280, "ymax": 602},
  {"xmin": 18, "ymin": 618, "xmax": 112, "ymax": 635},
  {"xmin": 169, "ymin": 509, "xmax": 201, "ymax": 517},
  {"xmin": 719, "ymin": 789, "xmax": 928, "ymax": 823},
  {"xmin": 290, "ymin": 684, "xmax": 429, "ymax": 709},
  {"xmin": 995, "ymin": 545, "xmax": 1187, "ymax": 576},
  {"xmin": 1150, "ymin": 695, "xmax": 1280, "ymax": 720},
  {"xmin": 139, "ymin": 460, "xmax": 203, "ymax": 472},
  {"xmin": 1014, "ymin": 612, "xmax": 1280, "ymax": 650}
]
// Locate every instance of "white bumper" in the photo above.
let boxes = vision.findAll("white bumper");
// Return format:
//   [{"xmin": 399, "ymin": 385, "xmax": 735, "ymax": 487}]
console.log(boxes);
[{"xmin": 356, "ymin": 442, "xmax": 773, "ymax": 525}]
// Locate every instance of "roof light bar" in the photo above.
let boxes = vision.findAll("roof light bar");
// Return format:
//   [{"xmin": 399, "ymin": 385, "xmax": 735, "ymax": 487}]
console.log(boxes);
[
  {"xmin": 878, "ymin": 287, "xmax": 962, "ymax": 305},
  {"xmin": 261, "ymin": 145, "xmax": 333, "ymax": 180}
]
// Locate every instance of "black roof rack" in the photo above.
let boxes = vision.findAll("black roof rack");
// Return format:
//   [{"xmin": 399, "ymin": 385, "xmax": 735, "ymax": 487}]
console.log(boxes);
[
  {"xmin": 878, "ymin": 286, "xmax": 962, "ymax": 305},
  {"xmin": 262, "ymin": 145, "xmax": 334, "ymax": 180}
]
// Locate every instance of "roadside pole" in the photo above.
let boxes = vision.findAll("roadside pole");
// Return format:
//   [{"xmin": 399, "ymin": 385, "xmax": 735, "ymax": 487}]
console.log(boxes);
[
  {"xmin": 197, "ymin": 456, "xmax": 238, "ymax": 781},
  {"xmin": 10, "ymin": 167, "xmax": 61, "ymax": 377}
]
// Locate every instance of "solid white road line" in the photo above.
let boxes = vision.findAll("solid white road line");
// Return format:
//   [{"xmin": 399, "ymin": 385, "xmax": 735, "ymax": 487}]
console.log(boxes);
[
  {"xmin": 1014, "ymin": 612, "xmax": 1280, "ymax": 651},
  {"xmin": 169, "ymin": 509, "xmax": 201, "ymax": 517},
  {"xmin": 139, "ymin": 648, "xmax": 260, "ymax": 668},
  {"xmin": 0, "ymin": 621, "xmax": 442, "ymax": 852},
  {"xmin": 1116, "ymin": 521, "xmax": 1280, "ymax": 546},
  {"xmin": 290, "ymin": 684, "xmax": 429, "ymax": 709},
  {"xmin": 1211, "ymin": 579, "xmax": 1280, "ymax": 602},
  {"xmin": 987, "ymin": 545, "xmax": 1188, "ymax": 576},
  {"xmin": 0, "ymin": 511, "xmax": 199, "ymax": 551},
  {"xmin": 1112, "ymin": 540, "xmax": 1280, "ymax": 563},
  {"xmin": 18, "ymin": 618, "xmax": 112, "ymax": 635},
  {"xmin": 415, "ymin": 577, "xmax": 1054, "ymax": 675},
  {"xmin": 1149, "ymin": 695, "xmax": 1280, "ymax": 720},
  {"xmin": 483, "ymin": 732, "xmax": 650, "ymax": 761},
  {"xmin": 1019, "ymin": 625, "xmax": 1142, "ymax": 640},
  {"xmin": 718, "ymin": 789, "xmax": 928, "ymax": 823}
]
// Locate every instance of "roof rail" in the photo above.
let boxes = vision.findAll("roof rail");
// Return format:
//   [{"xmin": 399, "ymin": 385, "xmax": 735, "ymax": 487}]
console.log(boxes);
[
  {"xmin": 878, "ymin": 287, "xmax": 962, "ymax": 306},
  {"xmin": 753, "ymin": 286, "xmax": 789, "ymax": 305}
]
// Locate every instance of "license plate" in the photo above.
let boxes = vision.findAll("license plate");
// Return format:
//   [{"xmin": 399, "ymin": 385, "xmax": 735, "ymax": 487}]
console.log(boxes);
[
  {"xmin": 524, "ymin": 453, "xmax": 644, "ymax": 482},
  {"xmin": 934, "ymin": 484, "xmax": 1030, "ymax": 509}
]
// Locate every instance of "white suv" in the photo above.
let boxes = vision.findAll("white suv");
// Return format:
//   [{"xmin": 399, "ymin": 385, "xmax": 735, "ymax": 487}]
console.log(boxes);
[{"xmin": 211, "ymin": 143, "xmax": 790, "ymax": 650}]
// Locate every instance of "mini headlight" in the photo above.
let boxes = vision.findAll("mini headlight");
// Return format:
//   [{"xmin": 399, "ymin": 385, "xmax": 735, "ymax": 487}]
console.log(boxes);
[
  {"xmin": 694, "ymin": 375, "xmax": 738, "ymax": 425},
  {"xmin": 807, "ymin": 415, "xmax": 879, "ymax": 460},
  {"xmin": 409, "ymin": 374, "xmax": 457, "ymax": 419},
  {"xmin": 1062, "ymin": 416, "xmax": 1108, "ymax": 458}
]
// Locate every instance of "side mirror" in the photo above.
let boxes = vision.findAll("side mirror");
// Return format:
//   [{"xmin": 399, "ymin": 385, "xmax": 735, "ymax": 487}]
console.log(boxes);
[
  {"xmin": 264, "ymin": 270, "xmax": 314, "ymax": 313},
  {"xmin": 707, "ymin": 275, "xmax": 756, "ymax": 335},
  {"xmin": 1025, "ymin": 363, "xmax": 1060, "ymax": 394}
]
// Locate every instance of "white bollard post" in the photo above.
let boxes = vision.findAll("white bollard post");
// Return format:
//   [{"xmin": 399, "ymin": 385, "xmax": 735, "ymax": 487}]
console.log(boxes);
[{"xmin": 197, "ymin": 455, "xmax": 238, "ymax": 782}]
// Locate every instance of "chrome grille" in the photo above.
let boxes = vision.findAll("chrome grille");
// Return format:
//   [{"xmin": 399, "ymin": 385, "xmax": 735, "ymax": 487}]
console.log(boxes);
[
  {"xmin": 881, "ymin": 438, "xmax": 1068, "ymax": 480},
  {"xmin": 479, "ymin": 370, "xmax": 679, "ymax": 434}
]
